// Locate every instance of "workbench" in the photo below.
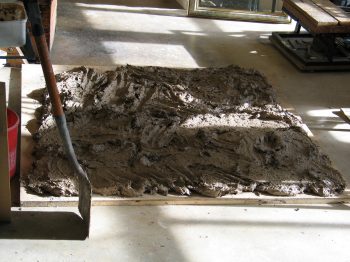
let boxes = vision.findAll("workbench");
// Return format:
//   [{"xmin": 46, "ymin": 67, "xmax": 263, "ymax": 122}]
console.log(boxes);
[{"xmin": 271, "ymin": 0, "xmax": 350, "ymax": 71}]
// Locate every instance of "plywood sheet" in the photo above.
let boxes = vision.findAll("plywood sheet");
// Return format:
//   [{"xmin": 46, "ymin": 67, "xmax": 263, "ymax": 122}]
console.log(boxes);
[{"xmin": 21, "ymin": 64, "xmax": 350, "ymax": 206}]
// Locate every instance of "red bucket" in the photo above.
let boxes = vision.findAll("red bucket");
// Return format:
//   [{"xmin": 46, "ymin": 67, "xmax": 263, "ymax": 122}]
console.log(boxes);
[{"xmin": 7, "ymin": 108, "xmax": 19, "ymax": 178}]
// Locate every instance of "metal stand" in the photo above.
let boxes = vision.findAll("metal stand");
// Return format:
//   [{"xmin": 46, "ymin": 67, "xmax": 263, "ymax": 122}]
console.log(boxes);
[{"xmin": 270, "ymin": 32, "xmax": 350, "ymax": 71}]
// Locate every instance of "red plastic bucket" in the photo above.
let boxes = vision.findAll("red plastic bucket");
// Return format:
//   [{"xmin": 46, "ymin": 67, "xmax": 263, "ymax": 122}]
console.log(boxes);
[{"xmin": 6, "ymin": 108, "xmax": 19, "ymax": 178}]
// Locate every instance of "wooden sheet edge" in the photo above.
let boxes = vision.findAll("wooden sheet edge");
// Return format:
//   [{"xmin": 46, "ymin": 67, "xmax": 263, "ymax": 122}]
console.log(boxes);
[{"xmin": 20, "ymin": 187, "xmax": 350, "ymax": 207}]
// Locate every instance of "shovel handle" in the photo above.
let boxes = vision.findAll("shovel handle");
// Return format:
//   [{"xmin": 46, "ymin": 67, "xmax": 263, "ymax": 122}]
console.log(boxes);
[
  {"xmin": 25, "ymin": 0, "xmax": 63, "ymax": 117},
  {"xmin": 34, "ymin": 34, "xmax": 64, "ymax": 117}
]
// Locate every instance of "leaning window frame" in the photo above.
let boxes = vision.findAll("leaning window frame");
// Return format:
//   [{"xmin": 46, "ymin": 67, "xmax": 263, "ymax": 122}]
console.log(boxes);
[{"xmin": 188, "ymin": 0, "xmax": 290, "ymax": 23}]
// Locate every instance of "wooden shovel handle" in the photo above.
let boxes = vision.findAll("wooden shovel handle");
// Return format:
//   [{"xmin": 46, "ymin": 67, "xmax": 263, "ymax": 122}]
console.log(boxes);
[{"xmin": 34, "ymin": 34, "xmax": 64, "ymax": 117}]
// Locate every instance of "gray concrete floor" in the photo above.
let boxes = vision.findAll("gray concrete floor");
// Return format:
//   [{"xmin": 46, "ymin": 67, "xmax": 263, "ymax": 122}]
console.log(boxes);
[
  {"xmin": 1, "ymin": 205, "xmax": 350, "ymax": 262},
  {"xmin": 1, "ymin": 0, "xmax": 350, "ymax": 261}
]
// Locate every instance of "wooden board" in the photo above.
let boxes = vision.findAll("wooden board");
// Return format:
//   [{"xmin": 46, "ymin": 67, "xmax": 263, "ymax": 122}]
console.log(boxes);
[
  {"xmin": 311, "ymin": 0, "xmax": 350, "ymax": 26},
  {"xmin": 0, "ymin": 68, "xmax": 22, "ymax": 207},
  {"xmin": 0, "ymin": 82, "xmax": 11, "ymax": 221},
  {"xmin": 20, "ymin": 186, "xmax": 350, "ymax": 207},
  {"xmin": 284, "ymin": 0, "xmax": 338, "ymax": 26},
  {"xmin": 21, "ymin": 64, "xmax": 350, "ymax": 207},
  {"xmin": 283, "ymin": 1, "xmax": 350, "ymax": 33}
]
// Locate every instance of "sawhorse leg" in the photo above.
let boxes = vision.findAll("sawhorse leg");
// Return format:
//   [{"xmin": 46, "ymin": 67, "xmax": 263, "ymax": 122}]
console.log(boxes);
[{"xmin": 295, "ymin": 22, "xmax": 301, "ymax": 33}]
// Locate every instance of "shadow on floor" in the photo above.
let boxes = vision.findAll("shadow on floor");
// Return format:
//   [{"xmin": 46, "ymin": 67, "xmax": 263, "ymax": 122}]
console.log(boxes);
[{"xmin": 0, "ymin": 211, "xmax": 87, "ymax": 240}]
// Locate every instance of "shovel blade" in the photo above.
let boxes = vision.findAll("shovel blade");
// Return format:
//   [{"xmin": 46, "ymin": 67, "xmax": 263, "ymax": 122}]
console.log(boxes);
[{"xmin": 78, "ymin": 174, "xmax": 92, "ymax": 237}]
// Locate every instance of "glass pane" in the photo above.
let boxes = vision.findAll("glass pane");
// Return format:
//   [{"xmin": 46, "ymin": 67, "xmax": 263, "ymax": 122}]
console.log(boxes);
[{"xmin": 198, "ymin": 0, "xmax": 283, "ymax": 12}]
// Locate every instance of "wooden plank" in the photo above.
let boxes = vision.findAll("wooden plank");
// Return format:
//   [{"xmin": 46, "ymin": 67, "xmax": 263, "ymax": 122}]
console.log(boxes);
[
  {"xmin": 20, "ymin": 198, "xmax": 350, "ymax": 207},
  {"xmin": 0, "ymin": 68, "xmax": 22, "ymax": 207},
  {"xmin": 1, "ymin": 48, "xmax": 23, "ymax": 68},
  {"xmin": 311, "ymin": 0, "xmax": 350, "ymax": 25},
  {"xmin": 0, "ymin": 82, "xmax": 11, "ymax": 222},
  {"xmin": 283, "ymin": 1, "xmax": 324, "ymax": 32},
  {"xmin": 284, "ymin": 0, "xmax": 338, "ymax": 26},
  {"xmin": 283, "ymin": 1, "xmax": 350, "ymax": 33},
  {"xmin": 7, "ymin": 68, "xmax": 22, "ymax": 207},
  {"xmin": 19, "ymin": 187, "xmax": 350, "ymax": 207}
]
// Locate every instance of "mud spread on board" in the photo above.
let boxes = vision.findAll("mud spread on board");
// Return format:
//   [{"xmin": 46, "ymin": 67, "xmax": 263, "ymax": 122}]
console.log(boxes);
[{"xmin": 26, "ymin": 65, "xmax": 346, "ymax": 197}]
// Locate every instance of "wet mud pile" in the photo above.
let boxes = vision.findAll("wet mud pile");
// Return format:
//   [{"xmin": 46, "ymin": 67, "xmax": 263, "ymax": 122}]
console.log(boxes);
[{"xmin": 26, "ymin": 65, "xmax": 346, "ymax": 197}]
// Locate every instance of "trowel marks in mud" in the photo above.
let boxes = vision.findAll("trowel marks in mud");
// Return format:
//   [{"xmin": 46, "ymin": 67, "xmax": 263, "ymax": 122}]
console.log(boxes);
[{"xmin": 27, "ymin": 65, "xmax": 346, "ymax": 197}]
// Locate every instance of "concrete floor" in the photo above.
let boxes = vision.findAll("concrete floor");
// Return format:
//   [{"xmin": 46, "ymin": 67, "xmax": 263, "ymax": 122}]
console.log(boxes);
[
  {"xmin": 1, "ymin": 205, "xmax": 350, "ymax": 262},
  {"xmin": 1, "ymin": 0, "xmax": 350, "ymax": 261}
]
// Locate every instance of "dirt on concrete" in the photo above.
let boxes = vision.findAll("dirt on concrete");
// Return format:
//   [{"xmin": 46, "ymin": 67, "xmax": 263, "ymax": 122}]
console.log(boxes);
[{"xmin": 26, "ymin": 65, "xmax": 346, "ymax": 197}]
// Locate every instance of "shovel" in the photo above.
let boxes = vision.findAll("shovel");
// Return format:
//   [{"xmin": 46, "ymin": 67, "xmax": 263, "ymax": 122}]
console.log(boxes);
[{"xmin": 24, "ymin": 0, "xmax": 91, "ymax": 236}]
